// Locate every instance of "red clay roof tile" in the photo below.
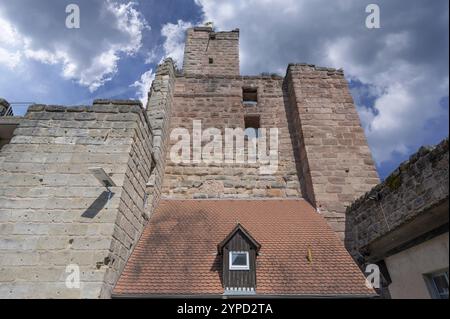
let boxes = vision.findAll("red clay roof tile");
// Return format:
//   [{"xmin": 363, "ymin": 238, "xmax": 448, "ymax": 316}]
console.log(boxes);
[{"xmin": 113, "ymin": 199, "xmax": 375, "ymax": 297}]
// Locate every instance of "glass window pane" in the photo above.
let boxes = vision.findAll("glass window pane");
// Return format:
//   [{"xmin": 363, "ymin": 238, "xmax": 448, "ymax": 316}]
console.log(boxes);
[
  {"xmin": 432, "ymin": 273, "xmax": 449, "ymax": 298},
  {"xmin": 232, "ymin": 253, "xmax": 247, "ymax": 266}
]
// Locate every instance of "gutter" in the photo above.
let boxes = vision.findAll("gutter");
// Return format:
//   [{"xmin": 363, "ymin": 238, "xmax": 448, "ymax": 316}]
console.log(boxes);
[{"xmin": 111, "ymin": 293, "xmax": 378, "ymax": 299}]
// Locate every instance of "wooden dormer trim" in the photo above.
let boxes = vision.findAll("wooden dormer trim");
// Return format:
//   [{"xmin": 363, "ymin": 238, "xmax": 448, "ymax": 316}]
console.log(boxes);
[{"xmin": 217, "ymin": 223, "xmax": 261, "ymax": 255}]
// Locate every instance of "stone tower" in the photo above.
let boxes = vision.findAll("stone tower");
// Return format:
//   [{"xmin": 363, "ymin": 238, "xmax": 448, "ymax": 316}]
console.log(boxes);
[
  {"xmin": 155, "ymin": 26, "xmax": 379, "ymax": 236},
  {"xmin": 0, "ymin": 26, "xmax": 379, "ymax": 298},
  {"xmin": 183, "ymin": 27, "xmax": 239, "ymax": 76}
]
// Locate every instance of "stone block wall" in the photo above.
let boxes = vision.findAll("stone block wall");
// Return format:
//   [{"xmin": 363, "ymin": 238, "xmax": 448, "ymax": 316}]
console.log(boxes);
[
  {"xmin": 145, "ymin": 59, "xmax": 176, "ymax": 212},
  {"xmin": 345, "ymin": 139, "xmax": 449, "ymax": 256},
  {"xmin": 285, "ymin": 64, "xmax": 380, "ymax": 237},
  {"xmin": 183, "ymin": 27, "xmax": 240, "ymax": 76},
  {"xmin": 0, "ymin": 101, "xmax": 155, "ymax": 298},
  {"xmin": 161, "ymin": 74, "xmax": 303, "ymax": 199},
  {"xmin": 1, "ymin": 117, "xmax": 22, "ymax": 151}
]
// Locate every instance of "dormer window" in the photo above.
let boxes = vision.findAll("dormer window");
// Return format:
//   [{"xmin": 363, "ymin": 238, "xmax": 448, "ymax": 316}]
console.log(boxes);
[
  {"xmin": 229, "ymin": 251, "xmax": 250, "ymax": 270},
  {"xmin": 218, "ymin": 223, "xmax": 261, "ymax": 294}
]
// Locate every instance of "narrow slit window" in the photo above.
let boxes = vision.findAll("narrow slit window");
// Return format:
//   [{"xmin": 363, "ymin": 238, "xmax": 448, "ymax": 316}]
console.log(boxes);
[
  {"xmin": 209, "ymin": 57, "xmax": 214, "ymax": 64},
  {"xmin": 149, "ymin": 153, "xmax": 156, "ymax": 176},
  {"xmin": 243, "ymin": 88, "xmax": 258, "ymax": 106},
  {"xmin": 229, "ymin": 251, "xmax": 250, "ymax": 270}
]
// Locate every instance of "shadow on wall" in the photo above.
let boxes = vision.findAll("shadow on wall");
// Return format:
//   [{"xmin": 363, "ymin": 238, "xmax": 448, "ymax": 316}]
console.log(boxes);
[{"xmin": 82, "ymin": 191, "xmax": 115, "ymax": 218}]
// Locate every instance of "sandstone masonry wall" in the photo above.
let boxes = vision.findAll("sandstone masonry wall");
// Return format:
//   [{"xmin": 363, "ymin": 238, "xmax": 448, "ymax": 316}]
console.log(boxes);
[
  {"xmin": 345, "ymin": 139, "xmax": 449, "ymax": 257},
  {"xmin": 162, "ymin": 74, "xmax": 303, "ymax": 199},
  {"xmin": 0, "ymin": 101, "xmax": 154, "ymax": 298},
  {"xmin": 285, "ymin": 64, "xmax": 380, "ymax": 237},
  {"xmin": 183, "ymin": 27, "xmax": 239, "ymax": 76},
  {"xmin": 145, "ymin": 59, "xmax": 176, "ymax": 213}
]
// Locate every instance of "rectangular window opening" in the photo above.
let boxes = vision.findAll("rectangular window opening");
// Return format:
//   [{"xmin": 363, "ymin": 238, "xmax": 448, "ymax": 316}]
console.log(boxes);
[
  {"xmin": 243, "ymin": 88, "xmax": 258, "ymax": 106},
  {"xmin": 425, "ymin": 270, "xmax": 449, "ymax": 299},
  {"xmin": 209, "ymin": 57, "xmax": 214, "ymax": 64},
  {"xmin": 244, "ymin": 115, "xmax": 260, "ymax": 139},
  {"xmin": 229, "ymin": 251, "xmax": 250, "ymax": 270}
]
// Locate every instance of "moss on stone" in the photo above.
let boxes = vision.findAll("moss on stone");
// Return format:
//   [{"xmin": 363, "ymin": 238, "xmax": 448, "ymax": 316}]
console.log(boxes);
[{"xmin": 385, "ymin": 173, "xmax": 402, "ymax": 190}]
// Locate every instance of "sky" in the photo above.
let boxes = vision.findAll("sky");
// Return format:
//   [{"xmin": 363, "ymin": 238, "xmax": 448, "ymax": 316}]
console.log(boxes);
[{"xmin": 0, "ymin": 0, "xmax": 448, "ymax": 179}]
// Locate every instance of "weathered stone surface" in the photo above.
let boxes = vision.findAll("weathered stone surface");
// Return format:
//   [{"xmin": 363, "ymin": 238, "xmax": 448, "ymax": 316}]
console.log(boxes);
[
  {"xmin": 284, "ymin": 64, "xmax": 380, "ymax": 238},
  {"xmin": 0, "ymin": 101, "xmax": 157, "ymax": 299},
  {"xmin": 144, "ymin": 59, "xmax": 176, "ymax": 215},
  {"xmin": 183, "ymin": 28, "xmax": 239, "ymax": 76},
  {"xmin": 345, "ymin": 139, "xmax": 449, "ymax": 257},
  {"xmin": 162, "ymin": 75, "xmax": 303, "ymax": 200}
]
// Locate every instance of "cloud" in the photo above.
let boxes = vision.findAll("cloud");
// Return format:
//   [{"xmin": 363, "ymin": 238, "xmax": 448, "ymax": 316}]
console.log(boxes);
[
  {"xmin": 194, "ymin": 0, "xmax": 449, "ymax": 165},
  {"xmin": 160, "ymin": 19, "xmax": 193, "ymax": 68},
  {"xmin": 0, "ymin": 0, "xmax": 149, "ymax": 92},
  {"xmin": 131, "ymin": 19, "xmax": 193, "ymax": 107},
  {"xmin": 144, "ymin": 48, "xmax": 160, "ymax": 65},
  {"xmin": 131, "ymin": 69, "xmax": 155, "ymax": 106},
  {"xmin": 0, "ymin": 16, "xmax": 24, "ymax": 69},
  {"xmin": 0, "ymin": 48, "xmax": 21, "ymax": 70}
]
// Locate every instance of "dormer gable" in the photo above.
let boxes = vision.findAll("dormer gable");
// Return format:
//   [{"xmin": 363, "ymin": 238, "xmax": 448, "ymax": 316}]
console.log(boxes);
[{"xmin": 218, "ymin": 223, "xmax": 261, "ymax": 294}]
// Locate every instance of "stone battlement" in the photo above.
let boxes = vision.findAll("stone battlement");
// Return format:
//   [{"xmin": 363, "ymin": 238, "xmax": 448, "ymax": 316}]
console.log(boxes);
[{"xmin": 345, "ymin": 138, "xmax": 449, "ymax": 259}]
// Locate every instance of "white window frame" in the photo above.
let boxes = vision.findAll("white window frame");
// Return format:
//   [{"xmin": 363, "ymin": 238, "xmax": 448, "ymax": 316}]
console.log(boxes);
[{"xmin": 229, "ymin": 251, "xmax": 250, "ymax": 270}]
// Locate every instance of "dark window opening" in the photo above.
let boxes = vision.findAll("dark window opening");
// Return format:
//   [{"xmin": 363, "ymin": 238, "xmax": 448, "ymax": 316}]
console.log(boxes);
[
  {"xmin": 243, "ymin": 88, "xmax": 258, "ymax": 106},
  {"xmin": 425, "ymin": 270, "xmax": 449, "ymax": 299},
  {"xmin": 147, "ymin": 152, "xmax": 157, "ymax": 188},
  {"xmin": 209, "ymin": 57, "xmax": 214, "ymax": 64},
  {"xmin": 244, "ymin": 115, "xmax": 260, "ymax": 139},
  {"xmin": 149, "ymin": 153, "xmax": 156, "ymax": 176}
]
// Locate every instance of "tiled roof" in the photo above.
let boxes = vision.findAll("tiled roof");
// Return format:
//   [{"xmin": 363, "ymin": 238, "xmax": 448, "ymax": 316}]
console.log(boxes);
[{"xmin": 113, "ymin": 199, "xmax": 375, "ymax": 297}]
